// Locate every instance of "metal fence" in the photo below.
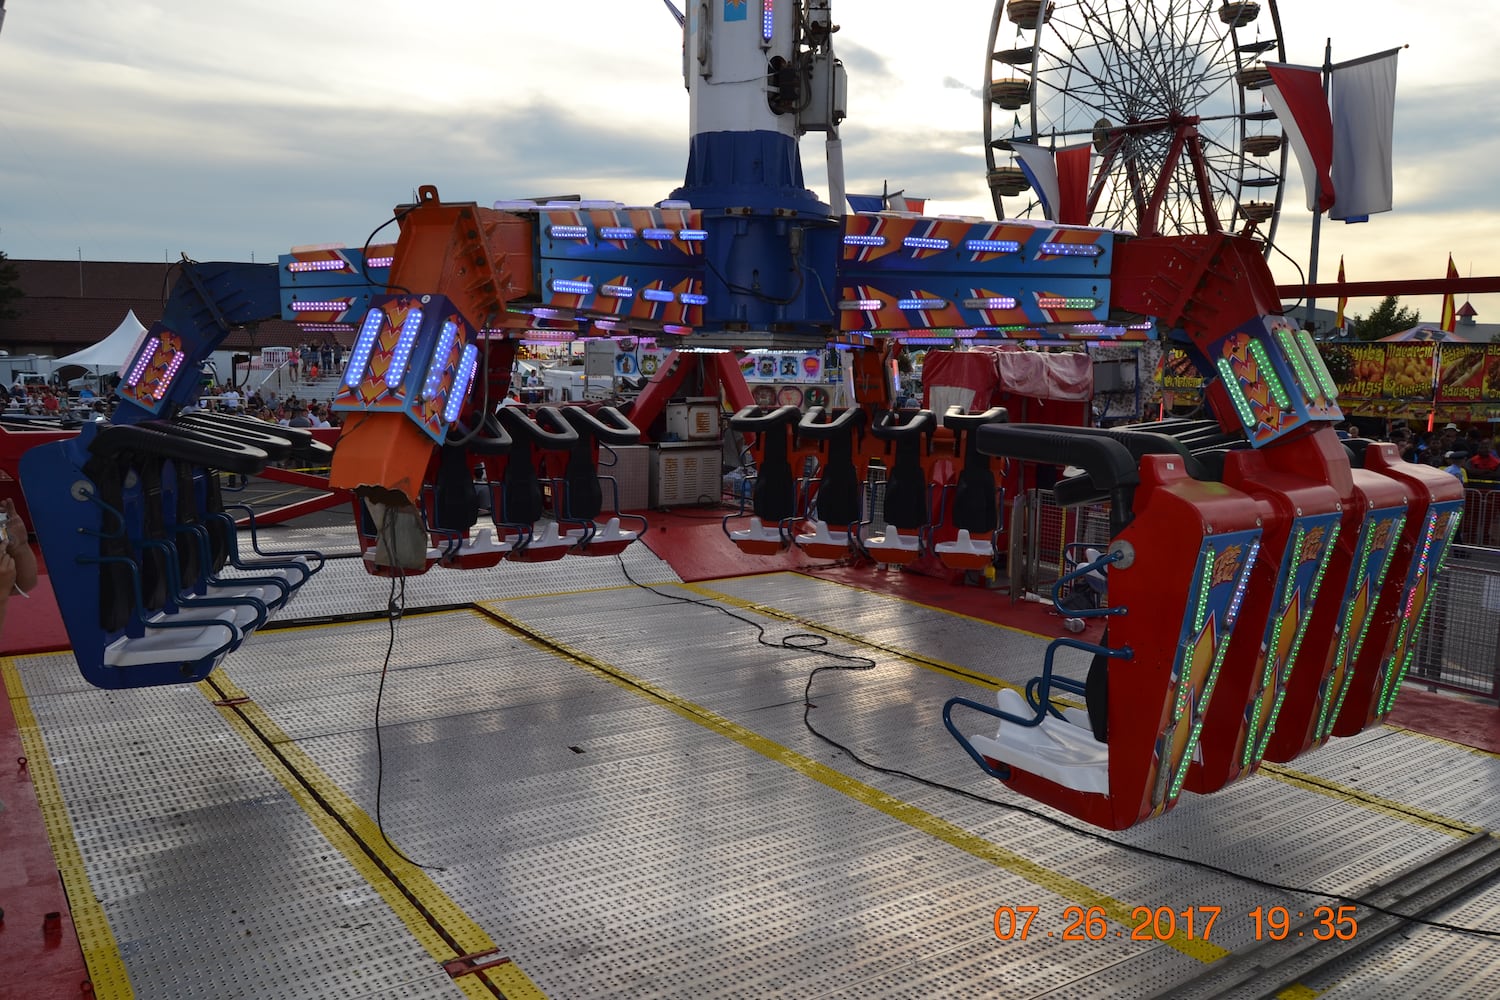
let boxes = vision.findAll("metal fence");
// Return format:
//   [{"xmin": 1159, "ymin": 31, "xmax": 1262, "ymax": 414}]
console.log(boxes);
[
  {"xmin": 1414, "ymin": 545, "xmax": 1500, "ymax": 701},
  {"xmin": 1016, "ymin": 492, "xmax": 1500, "ymax": 704}
]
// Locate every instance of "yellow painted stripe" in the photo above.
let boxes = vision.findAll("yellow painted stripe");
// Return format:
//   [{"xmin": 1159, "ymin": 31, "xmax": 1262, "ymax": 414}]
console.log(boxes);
[
  {"xmin": 1257, "ymin": 763, "xmax": 1478, "ymax": 838},
  {"xmin": 201, "ymin": 667, "xmax": 547, "ymax": 1000},
  {"xmin": 2, "ymin": 657, "xmax": 134, "ymax": 1000},
  {"xmin": 473, "ymin": 602, "xmax": 1229, "ymax": 965},
  {"xmin": 683, "ymin": 578, "xmax": 1485, "ymax": 838},
  {"xmin": 791, "ymin": 569, "xmax": 1061, "ymax": 641},
  {"xmin": 677, "ymin": 580, "xmax": 1012, "ymax": 693}
]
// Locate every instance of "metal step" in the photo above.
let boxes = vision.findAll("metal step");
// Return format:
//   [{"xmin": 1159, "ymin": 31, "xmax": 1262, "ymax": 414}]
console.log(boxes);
[{"xmin": 1155, "ymin": 831, "xmax": 1500, "ymax": 999}]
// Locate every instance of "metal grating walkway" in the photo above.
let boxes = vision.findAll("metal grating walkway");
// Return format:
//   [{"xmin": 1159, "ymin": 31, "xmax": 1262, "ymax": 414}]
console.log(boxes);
[{"xmin": 6, "ymin": 551, "xmax": 1499, "ymax": 999}]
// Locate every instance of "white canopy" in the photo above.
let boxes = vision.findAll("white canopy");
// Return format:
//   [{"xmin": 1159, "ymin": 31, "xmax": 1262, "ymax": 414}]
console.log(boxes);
[{"xmin": 53, "ymin": 310, "xmax": 149, "ymax": 371}]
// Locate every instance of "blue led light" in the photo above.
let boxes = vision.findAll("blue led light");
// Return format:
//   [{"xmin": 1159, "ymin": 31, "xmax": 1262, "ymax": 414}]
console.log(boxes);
[
  {"xmin": 843, "ymin": 234, "xmax": 887, "ymax": 247},
  {"xmin": 898, "ymin": 298, "xmax": 947, "ymax": 310},
  {"xmin": 964, "ymin": 239, "xmax": 1021, "ymax": 253},
  {"xmin": 838, "ymin": 299, "xmax": 883, "ymax": 311},
  {"xmin": 344, "ymin": 308, "xmax": 383, "ymax": 387},
  {"xmin": 125, "ymin": 337, "xmax": 159, "ymax": 387},
  {"xmin": 443, "ymin": 344, "xmax": 478, "ymax": 424},
  {"xmin": 641, "ymin": 228, "xmax": 675, "ymax": 241},
  {"xmin": 662, "ymin": 324, "xmax": 693, "ymax": 335},
  {"xmin": 600, "ymin": 284, "xmax": 635, "ymax": 299},
  {"xmin": 387, "ymin": 308, "xmax": 423, "ymax": 387},
  {"xmin": 679, "ymin": 292, "xmax": 708, "ymax": 305},
  {"xmin": 599, "ymin": 227, "xmax": 636, "ymax": 240},
  {"xmin": 762, "ymin": 0, "xmax": 773, "ymax": 40},
  {"xmin": 963, "ymin": 296, "xmax": 1019, "ymax": 309},
  {"xmin": 642, "ymin": 288, "xmax": 675, "ymax": 303},
  {"xmin": 902, "ymin": 236, "xmax": 951, "ymax": 251},
  {"xmin": 547, "ymin": 225, "xmax": 588, "ymax": 240},
  {"xmin": 678, "ymin": 229, "xmax": 708, "ymax": 241},
  {"xmin": 1039, "ymin": 241, "xmax": 1105, "ymax": 257},
  {"xmin": 423, "ymin": 320, "xmax": 459, "ymax": 397},
  {"xmin": 551, "ymin": 279, "xmax": 595, "ymax": 295}
]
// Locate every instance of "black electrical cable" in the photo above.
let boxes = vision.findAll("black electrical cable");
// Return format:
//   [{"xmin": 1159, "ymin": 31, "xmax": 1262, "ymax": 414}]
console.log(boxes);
[
  {"xmin": 610, "ymin": 554, "xmax": 1499, "ymax": 941},
  {"xmin": 372, "ymin": 506, "xmax": 445, "ymax": 872}
]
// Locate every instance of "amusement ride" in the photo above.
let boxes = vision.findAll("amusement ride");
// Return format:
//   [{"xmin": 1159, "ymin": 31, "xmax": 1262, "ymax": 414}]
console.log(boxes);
[{"xmin": 5, "ymin": 2, "xmax": 1498, "ymax": 997}]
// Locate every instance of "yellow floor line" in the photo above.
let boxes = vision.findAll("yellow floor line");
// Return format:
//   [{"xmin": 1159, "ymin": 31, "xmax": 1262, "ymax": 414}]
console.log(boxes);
[
  {"xmin": 1256, "ymin": 764, "xmax": 1479, "ymax": 838},
  {"xmin": 2, "ymin": 656, "xmax": 134, "ymax": 1000},
  {"xmin": 676, "ymin": 579, "xmax": 1012, "ymax": 693},
  {"xmin": 203, "ymin": 666, "xmax": 547, "ymax": 1000},
  {"xmin": 790, "ymin": 568, "xmax": 1062, "ymax": 641},
  {"xmin": 683, "ymin": 578, "xmax": 1487, "ymax": 839},
  {"xmin": 473, "ymin": 601, "xmax": 1230, "ymax": 965}
]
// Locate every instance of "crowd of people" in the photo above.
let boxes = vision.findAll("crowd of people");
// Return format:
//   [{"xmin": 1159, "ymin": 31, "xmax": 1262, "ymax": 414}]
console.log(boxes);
[
  {"xmin": 191, "ymin": 380, "xmax": 340, "ymax": 430},
  {"xmin": 282, "ymin": 340, "xmax": 343, "ymax": 384},
  {"xmin": 1386, "ymin": 421, "xmax": 1499, "ymax": 485}
]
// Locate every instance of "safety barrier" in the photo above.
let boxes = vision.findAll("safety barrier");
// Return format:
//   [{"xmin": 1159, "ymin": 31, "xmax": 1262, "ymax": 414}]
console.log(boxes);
[{"xmin": 1412, "ymin": 544, "xmax": 1500, "ymax": 702}]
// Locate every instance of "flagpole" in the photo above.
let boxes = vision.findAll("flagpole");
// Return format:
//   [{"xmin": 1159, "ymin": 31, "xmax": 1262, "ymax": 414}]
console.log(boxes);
[{"xmin": 1305, "ymin": 38, "xmax": 1332, "ymax": 334}]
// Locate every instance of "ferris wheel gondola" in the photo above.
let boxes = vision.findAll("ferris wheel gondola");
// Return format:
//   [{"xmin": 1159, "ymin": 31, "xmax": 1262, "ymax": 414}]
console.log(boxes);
[{"xmin": 983, "ymin": 0, "xmax": 1290, "ymax": 247}]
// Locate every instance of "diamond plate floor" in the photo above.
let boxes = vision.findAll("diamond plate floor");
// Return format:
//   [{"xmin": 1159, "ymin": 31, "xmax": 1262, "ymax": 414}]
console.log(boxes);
[{"xmin": 6, "ymin": 552, "xmax": 1498, "ymax": 999}]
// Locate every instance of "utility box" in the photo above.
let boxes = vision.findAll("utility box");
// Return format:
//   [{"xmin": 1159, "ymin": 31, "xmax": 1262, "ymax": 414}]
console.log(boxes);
[
  {"xmin": 664, "ymin": 397, "xmax": 721, "ymax": 442},
  {"xmin": 651, "ymin": 445, "xmax": 721, "ymax": 507},
  {"xmin": 601, "ymin": 444, "xmax": 650, "ymax": 512}
]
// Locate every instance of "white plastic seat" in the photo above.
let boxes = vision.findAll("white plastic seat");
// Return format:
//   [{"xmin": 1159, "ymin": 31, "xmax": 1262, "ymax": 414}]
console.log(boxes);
[
  {"xmin": 862, "ymin": 523, "xmax": 923, "ymax": 563},
  {"xmin": 511, "ymin": 521, "xmax": 575, "ymax": 562},
  {"xmin": 104, "ymin": 616, "xmax": 242, "ymax": 668},
  {"xmin": 934, "ymin": 528, "xmax": 996, "ymax": 570},
  {"xmin": 794, "ymin": 520, "xmax": 852, "ymax": 559},
  {"xmin": 729, "ymin": 517, "xmax": 788, "ymax": 555},
  {"xmin": 569, "ymin": 517, "xmax": 639, "ymax": 556},
  {"xmin": 966, "ymin": 688, "xmax": 1109, "ymax": 795}
]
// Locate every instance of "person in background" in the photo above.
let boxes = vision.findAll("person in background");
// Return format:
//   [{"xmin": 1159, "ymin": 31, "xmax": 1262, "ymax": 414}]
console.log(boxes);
[
  {"xmin": 0, "ymin": 497, "xmax": 40, "ymax": 637},
  {"xmin": 1433, "ymin": 423, "xmax": 1462, "ymax": 466},
  {"xmin": 1466, "ymin": 439, "xmax": 1500, "ymax": 480},
  {"xmin": 1442, "ymin": 451, "xmax": 1469, "ymax": 484}
]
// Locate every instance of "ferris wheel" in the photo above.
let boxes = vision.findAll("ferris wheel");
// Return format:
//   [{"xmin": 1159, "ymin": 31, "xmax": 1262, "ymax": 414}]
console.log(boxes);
[{"xmin": 983, "ymin": 0, "xmax": 1289, "ymax": 245}]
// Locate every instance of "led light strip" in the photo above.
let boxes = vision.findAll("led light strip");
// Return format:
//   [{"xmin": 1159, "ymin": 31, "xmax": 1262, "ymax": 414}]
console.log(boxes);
[
  {"xmin": 1215, "ymin": 357, "xmax": 1257, "ymax": 431},
  {"xmin": 1375, "ymin": 512, "xmax": 1439, "ymax": 715},
  {"xmin": 1382, "ymin": 511, "xmax": 1462, "ymax": 714},
  {"xmin": 443, "ymin": 344, "xmax": 479, "ymax": 424},
  {"xmin": 422, "ymin": 320, "xmax": 459, "ymax": 397},
  {"xmin": 1275, "ymin": 328, "xmax": 1322, "ymax": 406},
  {"xmin": 1242, "ymin": 525, "xmax": 1304, "ymax": 770},
  {"xmin": 387, "ymin": 308, "xmax": 424, "ymax": 388},
  {"xmin": 1255, "ymin": 519, "xmax": 1341, "ymax": 762},
  {"xmin": 1323, "ymin": 513, "xmax": 1403, "ymax": 738},
  {"xmin": 1248, "ymin": 340, "xmax": 1292, "ymax": 410},
  {"xmin": 1168, "ymin": 540, "xmax": 1260, "ymax": 801}
]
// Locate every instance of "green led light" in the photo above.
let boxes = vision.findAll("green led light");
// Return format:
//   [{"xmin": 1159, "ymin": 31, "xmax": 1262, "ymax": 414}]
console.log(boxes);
[
  {"xmin": 1276, "ymin": 329, "xmax": 1322, "ymax": 406},
  {"xmin": 1323, "ymin": 514, "xmax": 1404, "ymax": 738},
  {"xmin": 1193, "ymin": 547, "xmax": 1215, "ymax": 633},
  {"xmin": 1249, "ymin": 340, "xmax": 1293, "ymax": 410},
  {"xmin": 1381, "ymin": 511, "xmax": 1462, "ymax": 713},
  {"xmin": 1299, "ymin": 328, "xmax": 1341, "ymax": 400},
  {"xmin": 1259, "ymin": 519, "xmax": 1340, "ymax": 760},
  {"xmin": 1171, "ymin": 552, "xmax": 1256, "ymax": 801},
  {"xmin": 1216, "ymin": 357, "xmax": 1258, "ymax": 431},
  {"xmin": 1242, "ymin": 525, "xmax": 1305, "ymax": 770},
  {"xmin": 1319, "ymin": 523, "xmax": 1378, "ymax": 739}
]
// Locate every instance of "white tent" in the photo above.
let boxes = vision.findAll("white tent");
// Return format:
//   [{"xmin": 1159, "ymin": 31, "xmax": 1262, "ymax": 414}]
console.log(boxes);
[{"xmin": 53, "ymin": 310, "xmax": 149, "ymax": 372}]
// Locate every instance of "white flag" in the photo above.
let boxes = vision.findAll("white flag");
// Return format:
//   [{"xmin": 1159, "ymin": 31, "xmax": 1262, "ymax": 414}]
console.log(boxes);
[{"xmin": 1330, "ymin": 49, "xmax": 1400, "ymax": 221}]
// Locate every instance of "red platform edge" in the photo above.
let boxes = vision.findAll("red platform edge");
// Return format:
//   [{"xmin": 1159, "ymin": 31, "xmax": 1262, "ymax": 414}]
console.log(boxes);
[{"xmin": 1, "ymin": 668, "xmax": 91, "ymax": 997}]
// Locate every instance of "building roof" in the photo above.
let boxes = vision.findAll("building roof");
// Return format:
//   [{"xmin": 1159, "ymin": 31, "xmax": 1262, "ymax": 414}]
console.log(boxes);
[{"xmin": 0, "ymin": 259, "xmax": 305, "ymax": 356}]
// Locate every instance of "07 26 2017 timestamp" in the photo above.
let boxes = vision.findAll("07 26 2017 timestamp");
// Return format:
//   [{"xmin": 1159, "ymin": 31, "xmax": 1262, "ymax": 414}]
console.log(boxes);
[
  {"xmin": 991, "ymin": 904, "xmax": 1361, "ymax": 943},
  {"xmin": 992, "ymin": 905, "xmax": 1221, "ymax": 942}
]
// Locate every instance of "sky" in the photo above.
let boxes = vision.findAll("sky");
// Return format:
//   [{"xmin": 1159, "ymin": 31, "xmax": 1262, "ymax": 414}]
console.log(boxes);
[{"xmin": 1, "ymin": 0, "xmax": 1496, "ymax": 326}]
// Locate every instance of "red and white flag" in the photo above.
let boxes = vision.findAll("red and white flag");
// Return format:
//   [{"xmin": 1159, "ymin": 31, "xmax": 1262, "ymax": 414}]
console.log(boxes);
[
  {"xmin": 1440, "ymin": 254, "xmax": 1459, "ymax": 333},
  {"xmin": 1009, "ymin": 142, "xmax": 1092, "ymax": 224},
  {"xmin": 1263, "ymin": 63, "xmax": 1335, "ymax": 213},
  {"xmin": 1263, "ymin": 48, "xmax": 1400, "ymax": 220}
]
